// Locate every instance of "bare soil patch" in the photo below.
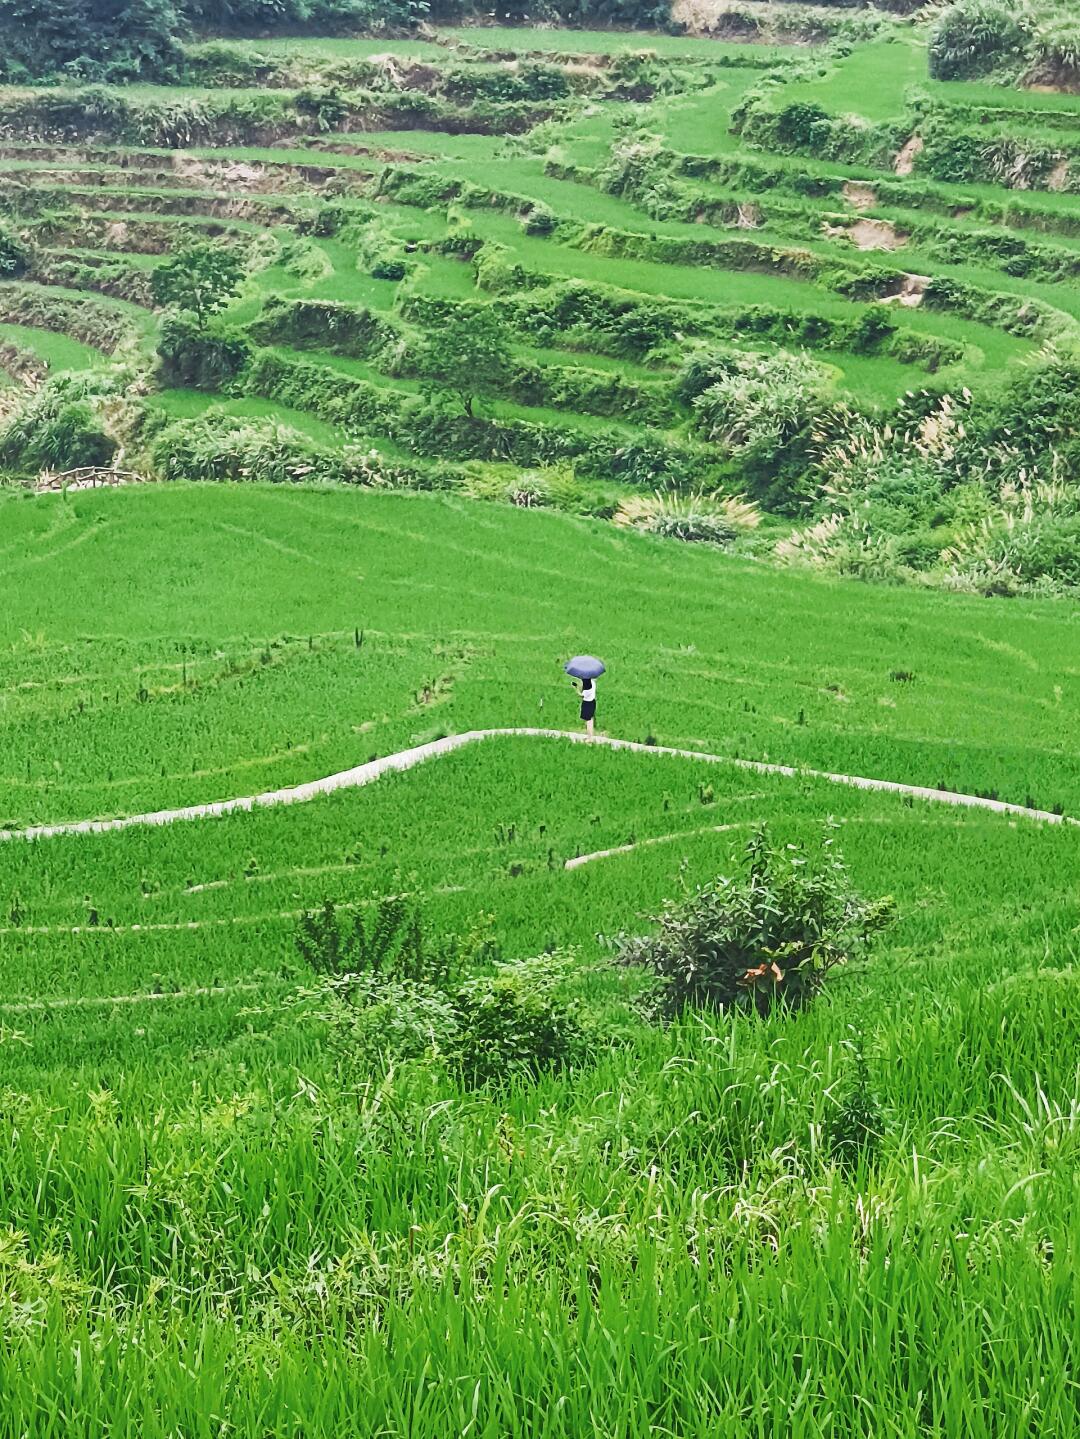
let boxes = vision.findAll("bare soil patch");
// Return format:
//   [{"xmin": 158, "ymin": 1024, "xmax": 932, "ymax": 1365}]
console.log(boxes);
[
  {"xmin": 1047, "ymin": 159, "xmax": 1070, "ymax": 191},
  {"xmin": 825, "ymin": 216, "xmax": 907, "ymax": 251},
  {"xmin": 843, "ymin": 181, "xmax": 877, "ymax": 211},
  {"xmin": 880, "ymin": 272, "xmax": 930, "ymax": 308},
  {"xmin": 894, "ymin": 133, "xmax": 923, "ymax": 176}
]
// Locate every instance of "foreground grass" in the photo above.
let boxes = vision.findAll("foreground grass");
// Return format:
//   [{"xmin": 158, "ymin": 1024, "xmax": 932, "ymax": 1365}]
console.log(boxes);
[{"xmin": 0, "ymin": 746, "xmax": 1076, "ymax": 1435}]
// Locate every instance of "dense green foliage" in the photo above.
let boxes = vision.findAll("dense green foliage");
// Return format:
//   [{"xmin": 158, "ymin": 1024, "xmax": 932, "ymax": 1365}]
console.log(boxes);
[
  {"xmin": 151, "ymin": 240, "xmax": 246, "ymax": 326},
  {"xmin": 0, "ymin": 0, "xmax": 183, "ymax": 82},
  {"xmin": 418, "ymin": 304, "xmax": 511, "ymax": 416},
  {"xmin": 930, "ymin": 0, "xmax": 1080, "ymax": 87},
  {"xmin": 619, "ymin": 823, "xmax": 894, "ymax": 1017},
  {"xmin": 0, "ymin": 12, "xmax": 1078, "ymax": 1433}
]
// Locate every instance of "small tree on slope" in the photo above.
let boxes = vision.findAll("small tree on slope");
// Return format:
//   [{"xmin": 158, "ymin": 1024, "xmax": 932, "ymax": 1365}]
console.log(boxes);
[
  {"xmin": 152, "ymin": 241, "xmax": 245, "ymax": 329},
  {"xmin": 421, "ymin": 307, "xmax": 511, "ymax": 419}
]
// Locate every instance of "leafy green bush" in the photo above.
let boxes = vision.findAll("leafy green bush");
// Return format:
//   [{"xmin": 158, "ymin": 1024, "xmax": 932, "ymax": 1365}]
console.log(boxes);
[
  {"xmin": 618, "ymin": 824, "xmax": 893, "ymax": 1020},
  {"xmin": 0, "ymin": 374, "xmax": 117, "ymax": 473},
  {"xmin": 313, "ymin": 973, "xmax": 462, "ymax": 1068},
  {"xmin": 418, "ymin": 306, "xmax": 512, "ymax": 418},
  {"xmin": 157, "ymin": 314, "xmax": 251, "ymax": 391},
  {"xmin": 521, "ymin": 204, "xmax": 557, "ymax": 236},
  {"xmin": 295, "ymin": 898, "xmax": 592, "ymax": 1084},
  {"xmin": 248, "ymin": 297, "xmax": 400, "ymax": 359},
  {"xmin": 370, "ymin": 257, "xmax": 407, "ymax": 281},
  {"xmin": 0, "ymin": 0, "xmax": 183, "ymax": 83},
  {"xmin": 929, "ymin": 0, "xmax": 1034, "ymax": 79},
  {"xmin": 453, "ymin": 952, "xmax": 594, "ymax": 1087},
  {"xmin": 151, "ymin": 240, "xmax": 245, "ymax": 328}
]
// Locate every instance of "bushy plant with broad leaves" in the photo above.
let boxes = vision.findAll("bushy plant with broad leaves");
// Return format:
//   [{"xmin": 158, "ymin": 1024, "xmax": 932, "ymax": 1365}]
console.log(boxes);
[
  {"xmin": 618, "ymin": 824, "xmax": 894, "ymax": 1020},
  {"xmin": 151, "ymin": 240, "xmax": 246, "ymax": 329},
  {"xmin": 419, "ymin": 306, "xmax": 512, "ymax": 419},
  {"xmin": 453, "ymin": 951, "xmax": 594, "ymax": 1087},
  {"xmin": 310, "ymin": 973, "xmax": 461, "ymax": 1068},
  {"xmin": 157, "ymin": 314, "xmax": 250, "ymax": 391},
  {"xmin": 295, "ymin": 899, "xmax": 594, "ymax": 1084}
]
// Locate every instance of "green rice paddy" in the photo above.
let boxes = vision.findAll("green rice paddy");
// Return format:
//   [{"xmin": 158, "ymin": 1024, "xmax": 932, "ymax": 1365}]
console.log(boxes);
[{"xmin": 0, "ymin": 482, "xmax": 1078, "ymax": 1434}]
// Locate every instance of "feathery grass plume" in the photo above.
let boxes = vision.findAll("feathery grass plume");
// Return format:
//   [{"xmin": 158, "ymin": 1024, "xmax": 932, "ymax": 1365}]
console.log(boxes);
[{"xmin": 613, "ymin": 489, "xmax": 760, "ymax": 544}]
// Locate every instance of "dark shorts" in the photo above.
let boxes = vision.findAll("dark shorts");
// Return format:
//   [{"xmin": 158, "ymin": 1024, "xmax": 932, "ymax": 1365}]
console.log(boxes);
[{"xmin": 580, "ymin": 699, "xmax": 596, "ymax": 721}]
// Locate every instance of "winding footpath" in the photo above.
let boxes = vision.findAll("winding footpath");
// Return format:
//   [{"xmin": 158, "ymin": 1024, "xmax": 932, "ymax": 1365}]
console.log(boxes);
[{"xmin": 1, "ymin": 728, "xmax": 1075, "ymax": 843}]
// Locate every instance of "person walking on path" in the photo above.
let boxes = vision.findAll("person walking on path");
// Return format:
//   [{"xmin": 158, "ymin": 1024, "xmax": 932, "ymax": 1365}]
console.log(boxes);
[
  {"xmin": 564, "ymin": 655, "xmax": 605, "ymax": 737},
  {"xmin": 578, "ymin": 674, "xmax": 597, "ymax": 735}
]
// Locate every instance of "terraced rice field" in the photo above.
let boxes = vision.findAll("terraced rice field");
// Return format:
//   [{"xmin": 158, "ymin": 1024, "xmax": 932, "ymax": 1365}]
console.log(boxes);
[
  {"xmin": 1, "ymin": 19, "xmax": 1080, "ymax": 1437},
  {"xmin": 1, "ymin": 23, "xmax": 1077, "ymax": 466}
]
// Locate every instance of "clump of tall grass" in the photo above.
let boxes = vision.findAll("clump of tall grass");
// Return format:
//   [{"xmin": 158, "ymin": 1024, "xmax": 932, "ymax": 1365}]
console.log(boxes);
[{"xmin": 613, "ymin": 489, "xmax": 760, "ymax": 544}]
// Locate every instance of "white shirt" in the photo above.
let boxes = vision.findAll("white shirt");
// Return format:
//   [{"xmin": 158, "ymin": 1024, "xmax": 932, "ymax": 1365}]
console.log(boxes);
[{"xmin": 581, "ymin": 680, "xmax": 596, "ymax": 701}]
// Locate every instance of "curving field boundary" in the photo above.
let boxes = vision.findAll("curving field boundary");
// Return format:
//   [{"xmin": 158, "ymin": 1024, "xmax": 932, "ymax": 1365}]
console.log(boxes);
[{"xmin": 1, "ymin": 728, "xmax": 1076, "ymax": 844}]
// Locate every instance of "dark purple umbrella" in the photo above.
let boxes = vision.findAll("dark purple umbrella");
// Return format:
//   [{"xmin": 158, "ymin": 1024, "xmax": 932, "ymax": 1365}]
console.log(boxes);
[{"xmin": 564, "ymin": 655, "xmax": 606, "ymax": 680}]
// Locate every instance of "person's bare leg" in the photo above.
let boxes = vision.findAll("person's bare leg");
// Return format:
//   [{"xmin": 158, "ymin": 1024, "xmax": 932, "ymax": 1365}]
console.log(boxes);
[{"xmin": 586, "ymin": 718, "xmax": 594, "ymax": 737}]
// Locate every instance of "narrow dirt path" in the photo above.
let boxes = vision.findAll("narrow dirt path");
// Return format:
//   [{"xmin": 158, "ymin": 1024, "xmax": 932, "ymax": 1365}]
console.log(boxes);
[{"xmin": 1, "ymin": 729, "xmax": 1075, "ymax": 843}]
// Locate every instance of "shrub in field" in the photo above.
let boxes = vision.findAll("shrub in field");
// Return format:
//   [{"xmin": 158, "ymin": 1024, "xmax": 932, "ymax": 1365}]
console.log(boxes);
[
  {"xmin": 929, "ymin": 0, "xmax": 1034, "ymax": 80},
  {"xmin": 151, "ymin": 415, "xmax": 349, "ymax": 485},
  {"xmin": 968, "ymin": 353, "xmax": 1080, "ymax": 481},
  {"xmin": 294, "ymin": 85, "xmax": 351, "ymax": 131},
  {"xmin": 157, "ymin": 314, "xmax": 251, "ymax": 391},
  {"xmin": 618, "ymin": 824, "xmax": 893, "ymax": 1020},
  {"xmin": 453, "ymin": 952, "xmax": 594, "ymax": 1087},
  {"xmin": 691, "ymin": 349, "xmax": 832, "ymax": 511},
  {"xmin": 296, "ymin": 895, "xmax": 465, "ymax": 987},
  {"xmin": 942, "ymin": 498, "xmax": 1080, "ymax": 594},
  {"xmin": 248, "ymin": 297, "xmax": 401, "ymax": 360},
  {"xmin": 296, "ymin": 899, "xmax": 591, "ymax": 1084},
  {"xmin": 1025, "ymin": 12, "xmax": 1080, "ymax": 89},
  {"xmin": 419, "ymin": 306, "xmax": 512, "ymax": 418},
  {"xmin": 313, "ymin": 972, "xmax": 462, "ymax": 1067},
  {"xmin": 775, "ymin": 512, "xmax": 918, "ymax": 584},
  {"xmin": 733, "ymin": 92, "xmax": 900, "ymax": 168},
  {"xmin": 0, "ymin": 373, "xmax": 117, "ymax": 473},
  {"xmin": 520, "ymin": 203, "xmax": 557, "ymax": 237}
]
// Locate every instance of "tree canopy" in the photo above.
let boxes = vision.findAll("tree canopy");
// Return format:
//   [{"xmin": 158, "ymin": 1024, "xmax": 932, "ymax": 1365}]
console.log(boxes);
[
  {"xmin": 421, "ymin": 308, "xmax": 512, "ymax": 419},
  {"xmin": 151, "ymin": 242, "xmax": 246, "ymax": 329}
]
